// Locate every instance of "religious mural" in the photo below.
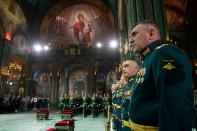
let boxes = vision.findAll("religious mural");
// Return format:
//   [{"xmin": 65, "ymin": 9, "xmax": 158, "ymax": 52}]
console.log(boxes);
[
  {"xmin": 166, "ymin": 10, "xmax": 186, "ymax": 31},
  {"xmin": 40, "ymin": 4, "xmax": 114, "ymax": 48},
  {"xmin": 165, "ymin": 0, "xmax": 187, "ymax": 31},
  {"xmin": 11, "ymin": 34, "xmax": 29, "ymax": 55},
  {"xmin": 70, "ymin": 12, "xmax": 92, "ymax": 45},
  {"xmin": 106, "ymin": 71, "xmax": 117, "ymax": 85},
  {"xmin": 68, "ymin": 69, "xmax": 87, "ymax": 96},
  {"xmin": 105, "ymin": 71, "xmax": 117, "ymax": 93},
  {"xmin": 0, "ymin": 0, "xmax": 26, "ymax": 37}
]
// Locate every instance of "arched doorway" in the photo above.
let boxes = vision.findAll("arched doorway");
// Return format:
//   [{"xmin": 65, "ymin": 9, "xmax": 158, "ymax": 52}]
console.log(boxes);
[
  {"xmin": 33, "ymin": 67, "xmax": 51, "ymax": 98},
  {"xmin": 68, "ymin": 69, "xmax": 87, "ymax": 96},
  {"xmin": 73, "ymin": 81, "xmax": 86, "ymax": 96},
  {"xmin": 36, "ymin": 73, "xmax": 51, "ymax": 98}
]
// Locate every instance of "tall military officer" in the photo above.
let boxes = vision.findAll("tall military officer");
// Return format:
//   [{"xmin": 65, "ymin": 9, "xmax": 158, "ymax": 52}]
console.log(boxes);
[{"xmin": 128, "ymin": 20, "xmax": 196, "ymax": 131}]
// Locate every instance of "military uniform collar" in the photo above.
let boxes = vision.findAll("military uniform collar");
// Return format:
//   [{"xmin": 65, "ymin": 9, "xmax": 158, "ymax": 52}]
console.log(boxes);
[
  {"xmin": 128, "ymin": 78, "xmax": 134, "ymax": 83},
  {"xmin": 141, "ymin": 40, "xmax": 162, "ymax": 57}
]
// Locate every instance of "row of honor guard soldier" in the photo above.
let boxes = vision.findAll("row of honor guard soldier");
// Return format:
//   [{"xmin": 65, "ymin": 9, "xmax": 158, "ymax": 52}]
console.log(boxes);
[
  {"xmin": 90, "ymin": 93, "xmax": 111, "ymax": 118},
  {"xmin": 111, "ymin": 57, "xmax": 140, "ymax": 131},
  {"xmin": 111, "ymin": 77, "xmax": 127, "ymax": 130},
  {"xmin": 59, "ymin": 93, "xmax": 111, "ymax": 118}
]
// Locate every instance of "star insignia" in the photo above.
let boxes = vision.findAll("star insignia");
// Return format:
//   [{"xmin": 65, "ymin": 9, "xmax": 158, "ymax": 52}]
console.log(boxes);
[{"xmin": 162, "ymin": 62, "xmax": 176, "ymax": 70}]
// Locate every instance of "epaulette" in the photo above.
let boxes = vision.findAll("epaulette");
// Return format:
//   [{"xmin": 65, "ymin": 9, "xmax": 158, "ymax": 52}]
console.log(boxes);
[
  {"xmin": 142, "ymin": 47, "xmax": 150, "ymax": 56},
  {"xmin": 154, "ymin": 44, "xmax": 169, "ymax": 50}
]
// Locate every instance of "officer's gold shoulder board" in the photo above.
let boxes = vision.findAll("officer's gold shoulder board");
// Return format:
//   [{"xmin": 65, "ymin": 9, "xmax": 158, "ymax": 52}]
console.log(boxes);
[
  {"xmin": 162, "ymin": 62, "xmax": 176, "ymax": 70},
  {"xmin": 155, "ymin": 44, "xmax": 169, "ymax": 50}
]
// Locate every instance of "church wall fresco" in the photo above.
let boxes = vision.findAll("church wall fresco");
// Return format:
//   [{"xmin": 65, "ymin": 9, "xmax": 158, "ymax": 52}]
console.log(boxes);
[
  {"xmin": 11, "ymin": 34, "xmax": 29, "ymax": 55},
  {"xmin": 40, "ymin": 4, "xmax": 114, "ymax": 48},
  {"xmin": 165, "ymin": 9, "xmax": 186, "ymax": 31},
  {"xmin": 165, "ymin": 0, "xmax": 187, "ymax": 32},
  {"xmin": 165, "ymin": 0, "xmax": 187, "ymax": 11},
  {"xmin": 0, "ymin": 0, "xmax": 26, "ymax": 38}
]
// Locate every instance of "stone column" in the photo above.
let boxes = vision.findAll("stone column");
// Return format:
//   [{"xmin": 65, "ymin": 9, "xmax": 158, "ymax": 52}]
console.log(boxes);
[{"xmin": 51, "ymin": 75, "xmax": 59, "ymax": 107}]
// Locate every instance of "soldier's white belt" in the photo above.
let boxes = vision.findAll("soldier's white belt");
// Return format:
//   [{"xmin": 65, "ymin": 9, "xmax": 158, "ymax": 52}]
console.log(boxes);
[{"xmin": 129, "ymin": 119, "xmax": 158, "ymax": 131}]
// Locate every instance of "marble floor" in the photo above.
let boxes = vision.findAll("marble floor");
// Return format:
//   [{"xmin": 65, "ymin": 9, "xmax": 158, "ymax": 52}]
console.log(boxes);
[{"xmin": 0, "ymin": 111, "xmax": 106, "ymax": 131}]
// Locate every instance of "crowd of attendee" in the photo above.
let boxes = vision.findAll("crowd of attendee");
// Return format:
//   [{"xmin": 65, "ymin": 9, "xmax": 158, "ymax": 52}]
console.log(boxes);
[
  {"xmin": 27, "ymin": 96, "xmax": 49, "ymax": 111},
  {"xmin": 0, "ymin": 93, "xmax": 24, "ymax": 113},
  {"xmin": 0, "ymin": 94, "xmax": 49, "ymax": 114}
]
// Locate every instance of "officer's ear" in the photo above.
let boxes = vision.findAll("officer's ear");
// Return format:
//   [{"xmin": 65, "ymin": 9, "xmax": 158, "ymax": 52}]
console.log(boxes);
[{"xmin": 148, "ymin": 27, "xmax": 155, "ymax": 38}]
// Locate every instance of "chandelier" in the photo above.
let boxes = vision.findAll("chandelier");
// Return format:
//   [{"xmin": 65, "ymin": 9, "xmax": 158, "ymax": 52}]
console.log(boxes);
[
  {"xmin": 56, "ymin": 16, "xmax": 66, "ymax": 22},
  {"xmin": 9, "ymin": 61, "xmax": 22, "ymax": 71},
  {"xmin": 0, "ymin": 60, "xmax": 23, "ymax": 76},
  {"xmin": 1, "ymin": 67, "xmax": 10, "ymax": 76}
]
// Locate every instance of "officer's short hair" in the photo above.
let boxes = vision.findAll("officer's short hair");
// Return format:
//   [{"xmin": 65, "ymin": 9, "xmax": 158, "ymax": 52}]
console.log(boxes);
[{"xmin": 121, "ymin": 57, "xmax": 140, "ymax": 66}]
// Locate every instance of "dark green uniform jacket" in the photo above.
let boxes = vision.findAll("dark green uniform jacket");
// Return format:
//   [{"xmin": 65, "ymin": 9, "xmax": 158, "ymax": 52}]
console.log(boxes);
[
  {"xmin": 129, "ymin": 40, "xmax": 195, "ymax": 131},
  {"xmin": 112, "ymin": 88, "xmax": 123, "ymax": 130},
  {"xmin": 121, "ymin": 79, "xmax": 134, "ymax": 130}
]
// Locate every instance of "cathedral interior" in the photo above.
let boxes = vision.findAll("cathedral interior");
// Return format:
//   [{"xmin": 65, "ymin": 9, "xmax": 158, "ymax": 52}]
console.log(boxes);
[{"xmin": 0, "ymin": 0, "xmax": 197, "ymax": 131}]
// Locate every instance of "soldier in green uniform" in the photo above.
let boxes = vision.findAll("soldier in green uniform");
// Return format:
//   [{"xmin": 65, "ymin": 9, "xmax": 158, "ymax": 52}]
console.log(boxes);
[
  {"xmin": 111, "ymin": 78, "xmax": 125, "ymax": 131},
  {"xmin": 91, "ymin": 93, "xmax": 97, "ymax": 118},
  {"xmin": 59, "ymin": 95, "xmax": 65, "ymax": 113},
  {"xmin": 111, "ymin": 85, "xmax": 118, "ymax": 130},
  {"xmin": 128, "ymin": 20, "xmax": 196, "ymax": 131},
  {"xmin": 69, "ymin": 95, "xmax": 74, "ymax": 109},
  {"xmin": 96, "ymin": 94, "xmax": 104, "ymax": 116},
  {"xmin": 75, "ymin": 95, "xmax": 82, "ymax": 114},
  {"xmin": 121, "ymin": 58, "xmax": 139, "ymax": 131},
  {"xmin": 103, "ymin": 93, "xmax": 111, "ymax": 117},
  {"xmin": 82, "ymin": 94, "xmax": 88, "ymax": 118},
  {"xmin": 64, "ymin": 94, "xmax": 70, "ymax": 109}
]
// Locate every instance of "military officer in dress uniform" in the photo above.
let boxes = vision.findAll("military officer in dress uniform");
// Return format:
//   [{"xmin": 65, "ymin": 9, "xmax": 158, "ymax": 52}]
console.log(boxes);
[
  {"xmin": 121, "ymin": 58, "xmax": 139, "ymax": 131},
  {"xmin": 128, "ymin": 20, "xmax": 196, "ymax": 131}
]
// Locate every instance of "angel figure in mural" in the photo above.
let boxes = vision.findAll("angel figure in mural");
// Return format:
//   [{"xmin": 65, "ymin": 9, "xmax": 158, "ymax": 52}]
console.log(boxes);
[{"xmin": 70, "ymin": 13, "xmax": 92, "ymax": 46}]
